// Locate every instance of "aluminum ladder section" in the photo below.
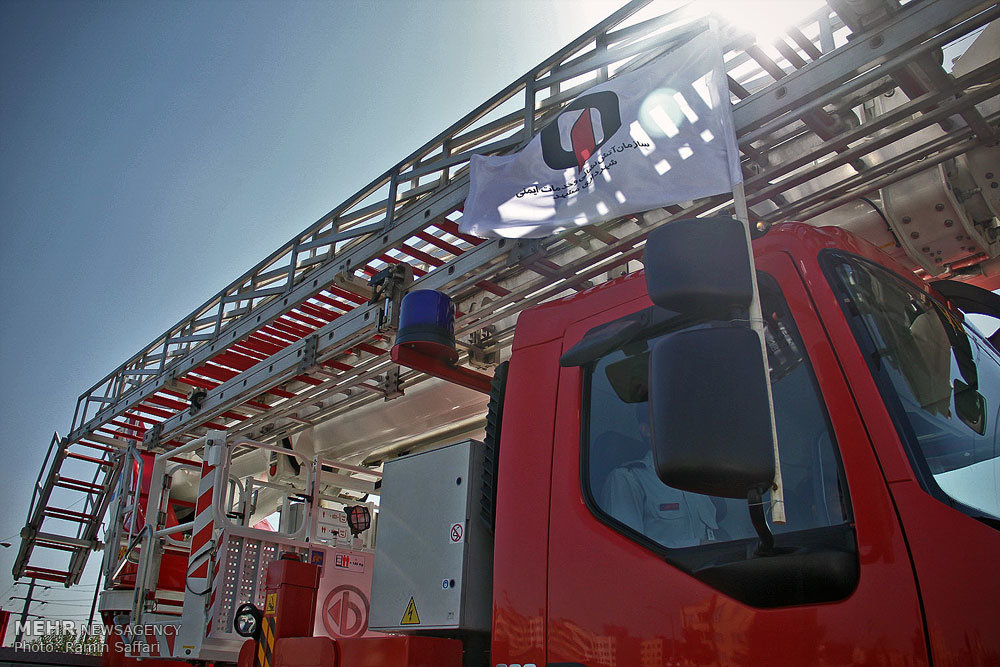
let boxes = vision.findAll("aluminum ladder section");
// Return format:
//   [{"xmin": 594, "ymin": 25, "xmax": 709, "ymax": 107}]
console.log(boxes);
[
  {"xmin": 17, "ymin": 432, "xmax": 123, "ymax": 586},
  {"xmin": 15, "ymin": 0, "xmax": 999, "ymax": 585}
]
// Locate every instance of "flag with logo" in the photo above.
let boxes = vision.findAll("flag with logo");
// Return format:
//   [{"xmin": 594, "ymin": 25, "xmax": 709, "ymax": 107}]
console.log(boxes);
[{"xmin": 460, "ymin": 25, "xmax": 741, "ymax": 239}]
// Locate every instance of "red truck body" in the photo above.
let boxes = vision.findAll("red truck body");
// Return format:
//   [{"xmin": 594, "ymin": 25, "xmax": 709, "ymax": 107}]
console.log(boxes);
[{"xmin": 128, "ymin": 223, "xmax": 1000, "ymax": 667}]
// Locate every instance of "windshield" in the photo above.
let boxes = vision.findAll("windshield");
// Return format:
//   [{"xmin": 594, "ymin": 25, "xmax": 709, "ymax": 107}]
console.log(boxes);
[{"xmin": 826, "ymin": 253, "xmax": 1000, "ymax": 520}]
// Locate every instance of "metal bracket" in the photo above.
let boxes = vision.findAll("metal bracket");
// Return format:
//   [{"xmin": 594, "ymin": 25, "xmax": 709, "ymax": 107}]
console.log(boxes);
[
  {"xmin": 606, "ymin": 264, "xmax": 629, "ymax": 282},
  {"xmin": 380, "ymin": 366, "xmax": 404, "ymax": 401},
  {"xmin": 333, "ymin": 271, "xmax": 375, "ymax": 302},
  {"xmin": 162, "ymin": 372, "xmax": 187, "ymax": 397},
  {"xmin": 142, "ymin": 423, "xmax": 162, "ymax": 450},
  {"xmin": 298, "ymin": 335, "xmax": 319, "ymax": 373},
  {"xmin": 506, "ymin": 239, "xmax": 545, "ymax": 267},
  {"xmin": 468, "ymin": 325, "xmax": 499, "ymax": 370},
  {"xmin": 205, "ymin": 432, "xmax": 228, "ymax": 467},
  {"xmin": 187, "ymin": 387, "xmax": 207, "ymax": 415},
  {"xmin": 370, "ymin": 263, "xmax": 414, "ymax": 334}
]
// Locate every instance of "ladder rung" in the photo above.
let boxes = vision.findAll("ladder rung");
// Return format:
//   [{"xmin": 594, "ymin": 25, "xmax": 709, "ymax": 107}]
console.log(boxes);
[
  {"xmin": 45, "ymin": 507, "xmax": 98, "ymax": 523},
  {"xmin": 153, "ymin": 597, "xmax": 184, "ymax": 606},
  {"xmin": 55, "ymin": 477, "xmax": 106, "ymax": 494},
  {"xmin": 109, "ymin": 419, "xmax": 146, "ymax": 433},
  {"xmin": 65, "ymin": 451, "xmax": 113, "ymax": 467},
  {"xmin": 36, "ymin": 539, "xmax": 81, "ymax": 553},
  {"xmin": 33, "ymin": 531, "xmax": 93, "ymax": 549},
  {"xmin": 95, "ymin": 427, "xmax": 143, "ymax": 443},
  {"xmin": 23, "ymin": 567, "xmax": 71, "ymax": 583},
  {"xmin": 76, "ymin": 440, "xmax": 117, "ymax": 454}
]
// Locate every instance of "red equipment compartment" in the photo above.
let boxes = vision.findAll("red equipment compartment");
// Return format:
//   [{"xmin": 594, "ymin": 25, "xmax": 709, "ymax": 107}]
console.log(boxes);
[
  {"xmin": 235, "ymin": 548, "xmax": 463, "ymax": 666},
  {"xmin": 237, "ymin": 554, "xmax": 323, "ymax": 667},
  {"xmin": 268, "ymin": 555, "xmax": 323, "ymax": 640}
]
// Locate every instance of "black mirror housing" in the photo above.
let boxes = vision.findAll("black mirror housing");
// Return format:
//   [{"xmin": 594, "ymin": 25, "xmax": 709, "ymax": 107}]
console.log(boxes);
[
  {"xmin": 643, "ymin": 217, "xmax": 753, "ymax": 318},
  {"xmin": 649, "ymin": 326, "xmax": 775, "ymax": 498}
]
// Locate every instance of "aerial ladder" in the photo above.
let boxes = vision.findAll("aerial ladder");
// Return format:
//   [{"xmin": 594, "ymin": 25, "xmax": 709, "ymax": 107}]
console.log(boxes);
[{"xmin": 13, "ymin": 0, "xmax": 999, "ymax": 653}]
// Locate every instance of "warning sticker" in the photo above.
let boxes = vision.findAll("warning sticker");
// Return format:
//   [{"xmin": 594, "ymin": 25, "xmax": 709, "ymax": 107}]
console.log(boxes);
[
  {"xmin": 334, "ymin": 553, "xmax": 366, "ymax": 572},
  {"xmin": 449, "ymin": 522, "xmax": 464, "ymax": 544},
  {"xmin": 265, "ymin": 592, "xmax": 277, "ymax": 616},
  {"xmin": 400, "ymin": 596, "xmax": 421, "ymax": 625},
  {"xmin": 316, "ymin": 508, "xmax": 350, "ymax": 543}
]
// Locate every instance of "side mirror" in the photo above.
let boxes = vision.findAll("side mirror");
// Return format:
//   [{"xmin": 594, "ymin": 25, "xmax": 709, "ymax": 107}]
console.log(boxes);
[
  {"xmin": 644, "ymin": 217, "xmax": 753, "ymax": 318},
  {"xmin": 649, "ymin": 326, "xmax": 774, "ymax": 498},
  {"xmin": 954, "ymin": 379, "xmax": 986, "ymax": 435}
]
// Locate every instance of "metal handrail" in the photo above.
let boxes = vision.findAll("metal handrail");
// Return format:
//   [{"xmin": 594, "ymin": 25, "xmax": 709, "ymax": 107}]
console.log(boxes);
[
  {"xmin": 25, "ymin": 432, "xmax": 60, "ymax": 523},
  {"xmin": 111, "ymin": 524, "xmax": 151, "ymax": 582}
]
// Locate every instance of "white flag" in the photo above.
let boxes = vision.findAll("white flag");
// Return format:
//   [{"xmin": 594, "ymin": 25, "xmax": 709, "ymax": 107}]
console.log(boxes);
[{"xmin": 461, "ymin": 27, "xmax": 741, "ymax": 239}]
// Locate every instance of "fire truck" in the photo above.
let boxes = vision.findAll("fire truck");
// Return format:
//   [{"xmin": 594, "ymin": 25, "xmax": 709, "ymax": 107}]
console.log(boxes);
[{"xmin": 12, "ymin": 0, "xmax": 1000, "ymax": 665}]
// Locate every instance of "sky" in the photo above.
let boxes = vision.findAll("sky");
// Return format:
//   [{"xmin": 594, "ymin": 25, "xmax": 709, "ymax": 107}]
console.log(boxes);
[{"xmin": 0, "ymin": 0, "xmax": 631, "ymax": 631}]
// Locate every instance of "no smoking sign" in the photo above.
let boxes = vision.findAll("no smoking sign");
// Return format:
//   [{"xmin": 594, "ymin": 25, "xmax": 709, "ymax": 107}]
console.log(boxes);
[{"xmin": 449, "ymin": 522, "xmax": 464, "ymax": 544}]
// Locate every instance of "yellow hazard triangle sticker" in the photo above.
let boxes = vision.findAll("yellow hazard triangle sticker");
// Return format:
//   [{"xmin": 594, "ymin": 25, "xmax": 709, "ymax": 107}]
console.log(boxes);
[{"xmin": 400, "ymin": 596, "xmax": 421, "ymax": 625}]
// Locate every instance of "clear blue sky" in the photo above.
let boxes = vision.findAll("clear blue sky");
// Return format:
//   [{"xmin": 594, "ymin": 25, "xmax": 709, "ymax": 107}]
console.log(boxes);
[{"xmin": 0, "ymin": 0, "xmax": 628, "ymax": 626}]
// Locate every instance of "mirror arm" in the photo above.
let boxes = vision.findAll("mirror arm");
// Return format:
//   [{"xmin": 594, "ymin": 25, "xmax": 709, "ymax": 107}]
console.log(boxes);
[{"xmin": 748, "ymin": 488, "xmax": 775, "ymax": 556}]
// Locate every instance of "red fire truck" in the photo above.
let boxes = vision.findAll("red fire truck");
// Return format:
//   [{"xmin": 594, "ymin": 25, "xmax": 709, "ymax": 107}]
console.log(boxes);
[
  {"xmin": 217, "ymin": 218, "xmax": 1000, "ymax": 667},
  {"xmin": 12, "ymin": 1, "xmax": 999, "ymax": 666}
]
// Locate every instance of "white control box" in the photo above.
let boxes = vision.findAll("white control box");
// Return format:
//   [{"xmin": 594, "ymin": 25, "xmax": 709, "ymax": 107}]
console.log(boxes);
[{"xmin": 369, "ymin": 440, "xmax": 492, "ymax": 632}]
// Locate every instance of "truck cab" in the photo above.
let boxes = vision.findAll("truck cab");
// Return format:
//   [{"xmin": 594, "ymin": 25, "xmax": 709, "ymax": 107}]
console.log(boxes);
[{"xmin": 492, "ymin": 222, "xmax": 1000, "ymax": 666}]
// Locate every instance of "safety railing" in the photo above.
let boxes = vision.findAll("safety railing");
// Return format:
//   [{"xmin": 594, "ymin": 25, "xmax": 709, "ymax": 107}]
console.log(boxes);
[{"xmin": 100, "ymin": 431, "xmax": 381, "ymax": 660}]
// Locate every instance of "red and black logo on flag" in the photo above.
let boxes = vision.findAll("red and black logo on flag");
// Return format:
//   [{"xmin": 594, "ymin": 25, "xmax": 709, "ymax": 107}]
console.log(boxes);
[{"xmin": 540, "ymin": 91, "xmax": 621, "ymax": 172}]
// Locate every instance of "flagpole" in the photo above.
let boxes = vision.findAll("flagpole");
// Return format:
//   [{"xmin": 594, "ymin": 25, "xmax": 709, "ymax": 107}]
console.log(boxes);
[
  {"xmin": 719, "ymin": 25, "xmax": 786, "ymax": 524},
  {"xmin": 732, "ymin": 181, "xmax": 749, "ymax": 224},
  {"xmin": 734, "ymin": 184, "xmax": 786, "ymax": 526}
]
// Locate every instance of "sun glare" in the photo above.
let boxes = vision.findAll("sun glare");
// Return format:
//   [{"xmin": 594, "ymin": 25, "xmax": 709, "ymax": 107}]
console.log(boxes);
[{"xmin": 702, "ymin": 0, "xmax": 827, "ymax": 45}]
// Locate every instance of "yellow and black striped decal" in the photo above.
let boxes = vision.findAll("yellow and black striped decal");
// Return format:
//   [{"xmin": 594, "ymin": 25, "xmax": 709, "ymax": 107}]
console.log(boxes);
[{"xmin": 254, "ymin": 614, "xmax": 276, "ymax": 667}]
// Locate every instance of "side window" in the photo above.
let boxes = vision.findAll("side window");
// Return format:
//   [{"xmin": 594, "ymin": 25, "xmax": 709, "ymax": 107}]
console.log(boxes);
[
  {"xmin": 825, "ymin": 253, "xmax": 1000, "ymax": 520},
  {"xmin": 583, "ymin": 275, "xmax": 852, "ymax": 555}
]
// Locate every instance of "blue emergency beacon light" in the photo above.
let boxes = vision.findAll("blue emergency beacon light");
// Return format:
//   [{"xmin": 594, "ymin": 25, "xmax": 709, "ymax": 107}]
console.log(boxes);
[{"xmin": 394, "ymin": 289, "xmax": 459, "ymax": 364}]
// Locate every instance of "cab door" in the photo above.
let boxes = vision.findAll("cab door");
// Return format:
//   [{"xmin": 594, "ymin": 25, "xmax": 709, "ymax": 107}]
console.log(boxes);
[{"xmin": 546, "ymin": 251, "xmax": 927, "ymax": 666}]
